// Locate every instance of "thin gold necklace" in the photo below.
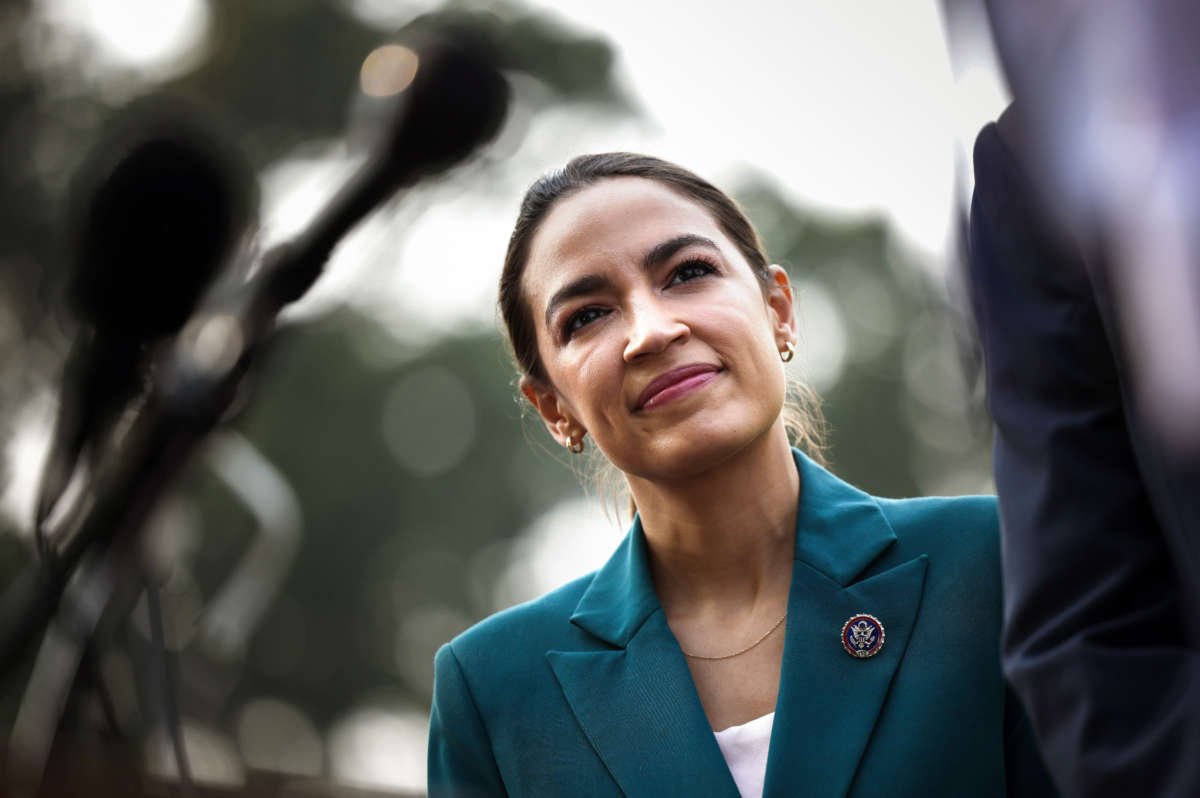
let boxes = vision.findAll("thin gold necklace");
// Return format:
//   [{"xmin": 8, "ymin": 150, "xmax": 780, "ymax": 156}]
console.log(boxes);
[{"xmin": 680, "ymin": 610, "xmax": 788, "ymax": 660}]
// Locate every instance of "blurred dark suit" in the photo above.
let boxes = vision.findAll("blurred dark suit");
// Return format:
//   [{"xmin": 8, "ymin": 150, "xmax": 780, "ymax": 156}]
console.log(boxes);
[{"xmin": 968, "ymin": 104, "xmax": 1200, "ymax": 797}]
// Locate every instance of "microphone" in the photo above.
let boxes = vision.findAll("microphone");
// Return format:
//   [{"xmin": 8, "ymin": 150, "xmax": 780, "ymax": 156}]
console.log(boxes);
[
  {"xmin": 5, "ymin": 25, "xmax": 509, "ymax": 670},
  {"xmin": 261, "ymin": 27, "xmax": 510, "ymax": 306},
  {"xmin": 36, "ymin": 111, "xmax": 254, "ymax": 530},
  {"xmin": 375, "ymin": 25, "xmax": 511, "ymax": 184}
]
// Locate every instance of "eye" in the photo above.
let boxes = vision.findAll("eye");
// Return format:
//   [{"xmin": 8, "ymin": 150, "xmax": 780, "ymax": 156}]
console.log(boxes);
[
  {"xmin": 668, "ymin": 257, "xmax": 718, "ymax": 286},
  {"xmin": 562, "ymin": 306, "xmax": 609, "ymax": 340}
]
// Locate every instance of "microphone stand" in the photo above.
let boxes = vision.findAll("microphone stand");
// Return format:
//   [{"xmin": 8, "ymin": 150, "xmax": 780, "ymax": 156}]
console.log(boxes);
[
  {"xmin": 0, "ymin": 148, "xmax": 386, "ymax": 680},
  {"xmin": 0, "ymin": 30, "xmax": 508, "ymax": 794},
  {"xmin": 1, "ymin": 177, "xmax": 370, "ymax": 798}
]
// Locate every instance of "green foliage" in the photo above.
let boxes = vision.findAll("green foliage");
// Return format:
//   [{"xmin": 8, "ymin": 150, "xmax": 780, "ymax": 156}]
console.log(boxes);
[
  {"xmin": 0, "ymin": 0, "xmax": 630, "ymax": 780},
  {"xmin": 738, "ymin": 176, "xmax": 991, "ymax": 498},
  {"xmin": 216, "ymin": 312, "xmax": 581, "ymax": 720},
  {"xmin": 0, "ymin": 0, "xmax": 990, "ymax": 789}
]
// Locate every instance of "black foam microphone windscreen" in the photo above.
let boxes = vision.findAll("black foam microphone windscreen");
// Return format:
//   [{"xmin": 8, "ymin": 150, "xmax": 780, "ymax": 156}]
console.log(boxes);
[
  {"xmin": 68, "ymin": 118, "xmax": 253, "ymax": 339},
  {"xmin": 38, "ymin": 109, "xmax": 254, "ymax": 528}
]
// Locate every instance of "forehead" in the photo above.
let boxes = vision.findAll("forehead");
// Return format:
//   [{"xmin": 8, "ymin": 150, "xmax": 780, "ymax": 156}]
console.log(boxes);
[{"xmin": 522, "ymin": 177, "xmax": 729, "ymax": 301}]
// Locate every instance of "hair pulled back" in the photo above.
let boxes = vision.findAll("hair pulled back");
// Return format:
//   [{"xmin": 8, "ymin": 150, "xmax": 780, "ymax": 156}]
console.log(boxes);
[{"xmin": 498, "ymin": 152, "xmax": 825, "ymax": 461}]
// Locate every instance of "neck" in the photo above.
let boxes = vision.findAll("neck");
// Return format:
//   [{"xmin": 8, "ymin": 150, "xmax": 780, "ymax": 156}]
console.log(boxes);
[{"xmin": 627, "ymin": 426, "xmax": 800, "ymax": 615}]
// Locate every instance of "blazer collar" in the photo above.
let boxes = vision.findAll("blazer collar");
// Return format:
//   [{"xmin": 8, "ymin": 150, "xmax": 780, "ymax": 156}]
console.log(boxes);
[
  {"xmin": 568, "ymin": 514, "xmax": 659, "ymax": 647},
  {"xmin": 790, "ymin": 448, "xmax": 897, "ymax": 585},
  {"xmin": 553, "ymin": 449, "xmax": 923, "ymax": 798},
  {"xmin": 569, "ymin": 448, "xmax": 897, "ymax": 645}
]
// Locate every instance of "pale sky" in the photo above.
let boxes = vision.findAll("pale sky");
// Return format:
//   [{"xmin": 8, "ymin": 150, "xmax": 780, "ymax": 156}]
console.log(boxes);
[
  {"xmin": 538, "ymin": 0, "xmax": 970, "ymax": 248},
  {"xmin": 286, "ymin": 0, "xmax": 1011, "ymax": 336},
  {"xmin": 35, "ymin": 0, "xmax": 1011, "ymax": 325},
  {"xmin": 347, "ymin": 0, "xmax": 1008, "ymax": 254}
]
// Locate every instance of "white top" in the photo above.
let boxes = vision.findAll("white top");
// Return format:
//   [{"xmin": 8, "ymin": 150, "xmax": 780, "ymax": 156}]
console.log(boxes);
[{"xmin": 712, "ymin": 712, "xmax": 775, "ymax": 798}]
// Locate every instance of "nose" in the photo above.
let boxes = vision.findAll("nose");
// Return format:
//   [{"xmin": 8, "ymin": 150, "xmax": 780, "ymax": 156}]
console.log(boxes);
[{"xmin": 623, "ymin": 296, "xmax": 690, "ymax": 362}]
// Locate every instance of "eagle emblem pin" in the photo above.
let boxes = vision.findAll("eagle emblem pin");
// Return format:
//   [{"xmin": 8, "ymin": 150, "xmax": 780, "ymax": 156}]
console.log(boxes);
[{"xmin": 841, "ymin": 613, "xmax": 885, "ymax": 659}]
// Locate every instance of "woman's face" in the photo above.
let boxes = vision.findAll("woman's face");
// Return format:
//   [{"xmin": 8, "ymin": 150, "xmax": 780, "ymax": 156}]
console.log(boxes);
[{"xmin": 520, "ymin": 177, "xmax": 796, "ymax": 481}]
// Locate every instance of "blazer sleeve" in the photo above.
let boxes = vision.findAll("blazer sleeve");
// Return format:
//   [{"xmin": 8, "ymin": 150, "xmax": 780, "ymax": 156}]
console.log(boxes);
[
  {"xmin": 428, "ymin": 643, "xmax": 509, "ymax": 798},
  {"xmin": 969, "ymin": 113, "xmax": 1200, "ymax": 797}
]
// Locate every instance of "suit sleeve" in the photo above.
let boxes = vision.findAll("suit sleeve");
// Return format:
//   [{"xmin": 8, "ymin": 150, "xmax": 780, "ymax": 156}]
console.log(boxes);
[
  {"xmin": 1003, "ymin": 684, "xmax": 1058, "ymax": 798},
  {"xmin": 428, "ymin": 643, "xmax": 508, "ymax": 798},
  {"xmin": 968, "ymin": 116, "xmax": 1200, "ymax": 798}
]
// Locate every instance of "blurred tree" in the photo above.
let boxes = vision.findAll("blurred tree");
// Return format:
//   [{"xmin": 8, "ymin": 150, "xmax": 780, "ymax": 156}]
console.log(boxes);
[
  {"xmin": 147, "ymin": 177, "xmax": 990, "ymax": 744},
  {"xmin": 0, "ymin": 0, "xmax": 635, "ymax": 461},
  {"xmin": 0, "ymin": 0, "xmax": 991, "ymax": 793},
  {"xmin": 182, "ymin": 312, "xmax": 586, "ymax": 725},
  {"xmin": 738, "ymin": 176, "xmax": 991, "ymax": 499},
  {"xmin": 0, "ymin": 0, "xmax": 633, "ymax": 791}
]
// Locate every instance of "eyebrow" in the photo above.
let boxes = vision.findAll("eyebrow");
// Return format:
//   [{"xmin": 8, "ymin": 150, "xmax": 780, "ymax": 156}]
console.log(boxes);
[
  {"xmin": 642, "ymin": 234, "xmax": 720, "ymax": 271},
  {"xmin": 542, "ymin": 234, "xmax": 722, "ymax": 329}
]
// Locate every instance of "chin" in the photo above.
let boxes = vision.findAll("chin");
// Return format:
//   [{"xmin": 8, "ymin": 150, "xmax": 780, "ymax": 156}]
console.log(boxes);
[{"xmin": 612, "ymin": 414, "xmax": 776, "ymax": 483}]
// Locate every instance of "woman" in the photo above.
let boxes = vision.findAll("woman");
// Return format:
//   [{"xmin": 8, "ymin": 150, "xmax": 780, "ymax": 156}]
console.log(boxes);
[{"xmin": 428, "ymin": 154, "xmax": 1056, "ymax": 797}]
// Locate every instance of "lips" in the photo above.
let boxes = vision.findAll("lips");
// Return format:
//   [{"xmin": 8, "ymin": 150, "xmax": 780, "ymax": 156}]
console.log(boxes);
[{"xmin": 635, "ymin": 363, "xmax": 721, "ymax": 411}]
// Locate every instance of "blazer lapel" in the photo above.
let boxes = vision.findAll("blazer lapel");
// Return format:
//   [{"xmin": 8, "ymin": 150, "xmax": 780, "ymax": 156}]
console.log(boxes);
[
  {"xmin": 548, "ymin": 521, "xmax": 740, "ymax": 798},
  {"xmin": 763, "ymin": 452, "xmax": 930, "ymax": 798},
  {"xmin": 548, "ymin": 451, "xmax": 929, "ymax": 798}
]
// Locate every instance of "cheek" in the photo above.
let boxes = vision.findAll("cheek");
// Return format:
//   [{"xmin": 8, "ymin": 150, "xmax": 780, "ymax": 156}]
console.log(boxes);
[
  {"xmin": 538, "ymin": 343, "xmax": 617, "ymax": 428},
  {"xmin": 702, "ymin": 300, "xmax": 777, "ymax": 359},
  {"xmin": 571, "ymin": 357, "xmax": 624, "ymax": 423},
  {"xmin": 706, "ymin": 302, "xmax": 787, "ymax": 404}
]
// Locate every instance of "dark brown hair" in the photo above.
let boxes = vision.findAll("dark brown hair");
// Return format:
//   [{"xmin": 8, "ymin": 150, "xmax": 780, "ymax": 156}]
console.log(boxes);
[
  {"xmin": 498, "ymin": 152, "xmax": 826, "ymax": 461},
  {"xmin": 500, "ymin": 153, "xmax": 774, "ymax": 382}
]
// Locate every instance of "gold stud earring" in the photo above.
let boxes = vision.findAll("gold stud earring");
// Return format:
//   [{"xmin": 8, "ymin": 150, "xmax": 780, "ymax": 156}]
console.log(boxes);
[
  {"xmin": 780, "ymin": 341, "xmax": 796, "ymax": 363},
  {"xmin": 564, "ymin": 433, "xmax": 584, "ymax": 454}
]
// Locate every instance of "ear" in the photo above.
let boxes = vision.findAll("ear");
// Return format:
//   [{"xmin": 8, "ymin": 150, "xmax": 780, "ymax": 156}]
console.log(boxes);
[
  {"xmin": 764, "ymin": 264, "xmax": 798, "ymax": 349},
  {"xmin": 520, "ymin": 375, "xmax": 583, "ymax": 446}
]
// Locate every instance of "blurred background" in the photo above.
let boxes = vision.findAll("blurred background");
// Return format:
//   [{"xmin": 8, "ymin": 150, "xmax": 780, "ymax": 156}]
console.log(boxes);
[{"xmin": 0, "ymin": 0, "xmax": 1008, "ymax": 794}]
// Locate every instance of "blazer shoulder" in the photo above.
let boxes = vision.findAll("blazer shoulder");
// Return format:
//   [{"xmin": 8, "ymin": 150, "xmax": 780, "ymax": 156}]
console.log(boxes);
[
  {"xmin": 875, "ymin": 492, "xmax": 998, "ymax": 532},
  {"xmin": 860, "ymin": 494, "xmax": 1007, "ymax": 666},
  {"xmin": 874, "ymin": 493, "xmax": 1001, "ymax": 577},
  {"xmin": 443, "ymin": 571, "xmax": 595, "ymax": 672}
]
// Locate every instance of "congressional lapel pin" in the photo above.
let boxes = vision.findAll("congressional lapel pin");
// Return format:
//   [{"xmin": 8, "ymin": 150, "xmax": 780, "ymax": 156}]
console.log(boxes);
[{"xmin": 841, "ymin": 613, "xmax": 885, "ymax": 659}]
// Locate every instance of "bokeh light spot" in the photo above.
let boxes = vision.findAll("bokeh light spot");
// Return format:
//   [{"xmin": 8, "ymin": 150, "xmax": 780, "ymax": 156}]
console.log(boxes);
[
  {"xmin": 327, "ymin": 706, "xmax": 428, "ymax": 793},
  {"xmin": 381, "ymin": 365, "xmax": 476, "ymax": 477},
  {"xmin": 902, "ymin": 316, "xmax": 969, "ymax": 415},
  {"xmin": 360, "ymin": 45, "xmax": 419, "ymax": 98},
  {"xmin": 791, "ymin": 279, "xmax": 848, "ymax": 392},
  {"xmin": 41, "ymin": 0, "xmax": 209, "ymax": 76},
  {"xmin": 0, "ymin": 393, "xmax": 55, "ymax": 535},
  {"xmin": 834, "ymin": 266, "xmax": 897, "ymax": 363},
  {"xmin": 394, "ymin": 604, "xmax": 472, "ymax": 693},
  {"xmin": 493, "ymin": 497, "xmax": 623, "ymax": 610},
  {"xmin": 235, "ymin": 698, "xmax": 322, "ymax": 777},
  {"xmin": 144, "ymin": 722, "xmax": 244, "ymax": 788}
]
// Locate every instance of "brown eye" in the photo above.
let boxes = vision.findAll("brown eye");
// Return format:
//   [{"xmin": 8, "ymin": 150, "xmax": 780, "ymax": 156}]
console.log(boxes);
[
  {"xmin": 563, "ymin": 306, "xmax": 608, "ymax": 339},
  {"xmin": 668, "ymin": 258, "xmax": 717, "ymax": 286}
]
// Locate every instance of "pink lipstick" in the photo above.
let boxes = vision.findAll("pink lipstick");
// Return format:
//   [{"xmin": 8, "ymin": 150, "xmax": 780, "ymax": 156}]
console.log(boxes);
[{"xmin": 635, "ymin": 364, "xmax": 721, "ymax": 411}]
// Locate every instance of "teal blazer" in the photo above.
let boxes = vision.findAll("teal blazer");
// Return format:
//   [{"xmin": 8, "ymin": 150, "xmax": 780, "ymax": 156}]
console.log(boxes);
[{"xmin": 428, "ymin": 451, "xmax": 1056, "ymax": 797}]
